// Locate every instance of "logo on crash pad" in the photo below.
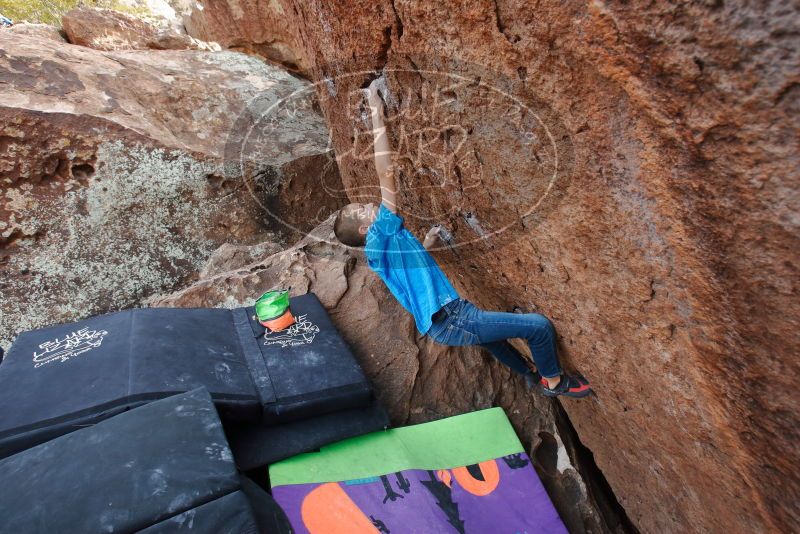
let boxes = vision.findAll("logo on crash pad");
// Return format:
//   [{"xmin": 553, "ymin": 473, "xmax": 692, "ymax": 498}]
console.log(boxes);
[
  {"xmin": 32, "ymin": 327, "xmax": 108, "ymax": 368},
  {"xmin": 263, "ymin": 314, "xmax": 319, "ymax": 348}
]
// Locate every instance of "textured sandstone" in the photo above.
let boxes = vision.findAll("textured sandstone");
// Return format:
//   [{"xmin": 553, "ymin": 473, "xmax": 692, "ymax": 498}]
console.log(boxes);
[
  {"xmin": 185, "ymin": 0, "xmax": 800, "ymax": 531},
  {"xmin": 151, "ymin": 216, "xmax": 621, "ymax": 532},
  {"xmin": 62, "ymin": 7, "xmax": 200, "ymax": 51},
  {"xmin": 1, "ymin": 23, "xmax": 66, "ymax": 42},
  {"xmin": 183, "ymin": 0, "xmax": 309, "ymax": 75},
  {"xmin": 0, "ymin": 34, "xmax": 345, "ymax": 346},
  {"xmin": 199, "ymin": 239, "xmax": 283, "ymax": 278}
]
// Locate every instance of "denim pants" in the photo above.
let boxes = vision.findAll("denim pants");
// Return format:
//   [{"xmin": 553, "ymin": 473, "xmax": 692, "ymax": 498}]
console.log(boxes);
[{"xmin": 426, "ymin": 299, "xmax": 562, "ymax": 378}]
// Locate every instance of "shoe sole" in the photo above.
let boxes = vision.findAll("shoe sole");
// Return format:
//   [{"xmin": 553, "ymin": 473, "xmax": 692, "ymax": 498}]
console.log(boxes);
[{"xmin": 542, "ymin": 387, "xmax": 593, "ymax": 399}]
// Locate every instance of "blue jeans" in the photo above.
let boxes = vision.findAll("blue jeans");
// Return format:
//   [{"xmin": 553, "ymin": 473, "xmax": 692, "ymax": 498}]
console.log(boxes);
[{"xmin": 427, "ymin": 299, "xmax": 562, "ymax": 378}]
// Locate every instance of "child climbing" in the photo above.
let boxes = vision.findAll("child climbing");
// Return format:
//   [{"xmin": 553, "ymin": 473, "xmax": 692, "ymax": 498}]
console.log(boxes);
[{"xmin": 333, "ymin": 78, "xmax": 591, "ymax": 398}]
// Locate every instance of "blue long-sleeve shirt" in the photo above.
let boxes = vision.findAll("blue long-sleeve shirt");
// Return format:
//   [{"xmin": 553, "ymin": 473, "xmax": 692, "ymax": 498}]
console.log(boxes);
[{"xmin": 365, "ymin": 205, "xmax": 460, "ymax": 334}]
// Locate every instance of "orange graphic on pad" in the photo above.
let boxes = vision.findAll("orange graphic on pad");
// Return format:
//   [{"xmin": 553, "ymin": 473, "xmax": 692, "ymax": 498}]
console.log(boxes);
[
  {"xmin": 451, "ymin": 460, "xmax": 501, "ymax": 496},
  {"xmin": 301, "ymin": 482, "xmax": 379, "ymax": 533}
]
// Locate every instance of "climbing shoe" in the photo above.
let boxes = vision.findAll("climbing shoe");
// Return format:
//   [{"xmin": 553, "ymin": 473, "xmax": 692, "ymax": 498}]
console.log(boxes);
[{"xmin": 541, "ymin": 374, "xmax": 592, "ymax": 398}]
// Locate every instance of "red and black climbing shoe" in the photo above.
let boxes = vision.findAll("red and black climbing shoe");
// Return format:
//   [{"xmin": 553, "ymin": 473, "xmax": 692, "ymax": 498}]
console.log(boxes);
[{"xmin": 541, "ymin": 374, "xmax": 592, "ymax": 398}]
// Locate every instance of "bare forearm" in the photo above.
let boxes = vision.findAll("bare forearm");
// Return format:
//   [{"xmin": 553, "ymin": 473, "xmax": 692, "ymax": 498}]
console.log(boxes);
[{"xmin": 368, "ymin": 83, "xmax": 397, "ymax": 211}]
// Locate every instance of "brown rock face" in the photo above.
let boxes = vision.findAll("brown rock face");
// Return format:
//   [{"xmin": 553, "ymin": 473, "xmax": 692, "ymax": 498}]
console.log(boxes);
[
  {"xmin": 62, "ymin": 7, "xmax": 198, "ymax": 51},
  {"xmin": 0, "ymin": 34, "xmax": 345, "ymax": 346},
  {"xmin": 151, "ymin": 217, "xmax": 622, "ymax": 532},
  {"xmin": 185, "ymin": 0, "xmax": 800, "ymax": 531},
  {"xmin": 1, "ymin": 23, "xmax": 66, "ymax": 42},
  {"xmin": 184, "ymin": 0, "xmax": 309, "ymax": 75}
]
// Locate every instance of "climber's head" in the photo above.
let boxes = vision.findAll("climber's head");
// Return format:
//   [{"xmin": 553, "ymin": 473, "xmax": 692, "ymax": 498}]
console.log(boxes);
[{"xmin": 334, "ymin": 202, "xmax": 377, "ymax": 247}]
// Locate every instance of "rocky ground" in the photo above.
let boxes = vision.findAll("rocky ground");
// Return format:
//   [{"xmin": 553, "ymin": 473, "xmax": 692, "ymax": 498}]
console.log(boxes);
[{"xmin": 1, "ymin": 2, "xmax": 797, "ymax": 533}]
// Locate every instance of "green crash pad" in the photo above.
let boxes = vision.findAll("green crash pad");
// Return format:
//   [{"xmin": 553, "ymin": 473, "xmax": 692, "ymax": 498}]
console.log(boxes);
[{"xmin": 269, "ymin": 407, "xmax": 524, "ymax": 485}]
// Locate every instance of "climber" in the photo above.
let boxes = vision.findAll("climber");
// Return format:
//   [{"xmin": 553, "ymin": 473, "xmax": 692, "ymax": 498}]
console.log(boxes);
[
  {"xmin": 333, "ymin": 79, "xmax": 591, "ymax": 398},
  {"xmin": 0, "ymin": 14, "xmax": 13, "ymax": 28}
]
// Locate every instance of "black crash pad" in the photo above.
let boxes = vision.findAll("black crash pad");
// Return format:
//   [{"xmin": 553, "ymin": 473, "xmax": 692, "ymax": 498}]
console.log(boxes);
[
  {"xmin": 0, "ymin": 293, "xmax": 373, "ymax": 458},
  {"xmin": 227, "ymin": 400, "xmax": 391, "ymax": 470},
  {"xmin": 140, "ymin": 483, "xmax": 291, "ymax": 534},
  {"xmin": 137, "ymin": 491, "xmax": 260, "ymax": 534},
  {"xmin": 0, "ymin": 388, "xmax": 261, "ymax": 534}
]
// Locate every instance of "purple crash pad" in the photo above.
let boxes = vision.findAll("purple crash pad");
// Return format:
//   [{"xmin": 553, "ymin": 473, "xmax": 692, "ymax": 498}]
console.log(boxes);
[{"xmin": 269, "ymin": 407, "xmax": 566, "ymax": 533}]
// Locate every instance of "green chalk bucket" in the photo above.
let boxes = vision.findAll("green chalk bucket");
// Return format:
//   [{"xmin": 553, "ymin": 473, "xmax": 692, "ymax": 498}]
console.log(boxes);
[{"xmin": 255, "ymin": 289, "xmax": 295, "ymax": 331}]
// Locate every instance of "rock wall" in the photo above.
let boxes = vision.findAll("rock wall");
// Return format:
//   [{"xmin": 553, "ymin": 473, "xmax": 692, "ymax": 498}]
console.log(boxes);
[
  {"xmin": 0, "ymin": 32, "xmax": 345, "ymax": 346},
  {"xmin": 183, "ymin": 0, "xmax": 310, "ymax": 75},
  {"xmin": 186, "ymin": 1, "xmax": 800, "ymax": 531}
]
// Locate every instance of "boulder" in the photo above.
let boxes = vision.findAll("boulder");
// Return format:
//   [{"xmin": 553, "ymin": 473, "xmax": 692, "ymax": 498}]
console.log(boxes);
[
  {"xmin": 61, "ymin": 7, "xmax": 201, "ymax": 51},
  {"xmin": 176, "ymin": 1, "xmax": 800, "ymax": 532},
  {"xmin": 184, "ymin": 0, "xmax": 309, "ymax": 76},
  {"xmin": 0, "ymin": 34, "xmax": 345, "ymax": 346},
  {"xmin": 150, "ymin": 216, "xmax": 622, "ymax": 532},
  {"xmin": 1, "ymin": 23, "xmax": 65, "ymax": 42}
]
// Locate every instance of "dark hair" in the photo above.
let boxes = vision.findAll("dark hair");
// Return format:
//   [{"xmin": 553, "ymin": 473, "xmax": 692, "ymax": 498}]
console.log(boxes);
[{"xmin": 334, "ymin": 204, "xmax": 367, "ymax": 247}]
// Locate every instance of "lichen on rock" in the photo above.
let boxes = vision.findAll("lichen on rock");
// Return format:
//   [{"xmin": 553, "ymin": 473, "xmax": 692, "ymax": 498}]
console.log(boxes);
[{"xmin": 2, "ymin": 142, "xmax": 227, "ymax": 346}]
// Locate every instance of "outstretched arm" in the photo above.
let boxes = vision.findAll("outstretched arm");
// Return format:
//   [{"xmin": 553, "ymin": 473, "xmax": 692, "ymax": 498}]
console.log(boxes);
[{"xmin": 366, "ymin": 79, "xmax": 397, "ymax": 212}]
